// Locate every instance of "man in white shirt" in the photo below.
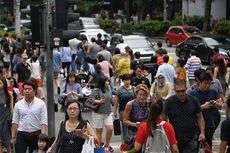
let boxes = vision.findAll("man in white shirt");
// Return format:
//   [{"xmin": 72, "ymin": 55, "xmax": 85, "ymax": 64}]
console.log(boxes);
[{"xmin": 11, "ymin": 79, "xmax": 48, "ymax": 153}]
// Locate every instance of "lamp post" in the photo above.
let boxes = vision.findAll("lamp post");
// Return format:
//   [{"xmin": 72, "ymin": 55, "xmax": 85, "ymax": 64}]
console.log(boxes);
[
  {"xmin": 44, "ymin": 0, "xmax": 55, "ymax": 137},
  {"xmin": 163, "ymin": 0, "xmax": 167, "ymax": 21},
  {"xmin": 15, "ymin": 0, "xmax": 21, "ymax": 37}
]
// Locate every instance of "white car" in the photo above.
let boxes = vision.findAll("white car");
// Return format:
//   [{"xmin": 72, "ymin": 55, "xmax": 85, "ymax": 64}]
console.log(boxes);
[
  {"xmin": 110, "ymin": 34, "xmax": 157, "ymax": 66},
  {"xmin": 79, "ymin": 17, "xmax": 100, "ymax": 29},
  {"xmin": 79, "ymin": 29, "xmax": 111, "ymax": 46}
]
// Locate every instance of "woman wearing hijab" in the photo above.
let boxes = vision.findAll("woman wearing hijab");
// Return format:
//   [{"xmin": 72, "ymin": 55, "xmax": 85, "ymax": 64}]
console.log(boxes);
[{"xmin": 150, "ymin": 73, "xmax": 171, "ymax": 102}]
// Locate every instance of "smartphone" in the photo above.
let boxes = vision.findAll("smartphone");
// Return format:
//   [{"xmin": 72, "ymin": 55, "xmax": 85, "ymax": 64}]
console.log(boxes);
[{"xmin": 209, "ymin": 100, "xmax": 215, "ymax": 104}]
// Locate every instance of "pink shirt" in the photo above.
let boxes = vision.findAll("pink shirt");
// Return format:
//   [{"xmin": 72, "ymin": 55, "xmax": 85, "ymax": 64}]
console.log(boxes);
[{"xmin": 98, "ymin": 61, "xmax": 110, "ymax": 78}]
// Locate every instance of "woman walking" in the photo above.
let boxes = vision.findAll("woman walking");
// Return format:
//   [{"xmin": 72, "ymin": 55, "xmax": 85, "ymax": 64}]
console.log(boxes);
[{"xmin": 0, "ymin": 76, "xmax": 14, "ymax": 153}]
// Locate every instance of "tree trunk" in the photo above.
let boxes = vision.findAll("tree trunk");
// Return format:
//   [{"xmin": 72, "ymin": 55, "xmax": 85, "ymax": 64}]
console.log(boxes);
[
  {"xmin": 203, "ymin": 0, "xmax": 212, "ymax": 32},
  {"xmin": 136, "ymin": 0, "xmax": 149, "ymax": 21}
]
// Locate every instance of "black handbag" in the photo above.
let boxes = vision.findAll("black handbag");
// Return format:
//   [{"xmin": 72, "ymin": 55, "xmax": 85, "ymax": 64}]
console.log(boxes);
[
  {"xmin": 113, "ymin": 119, "xmax": 121, "ymax": 135},
  {"xmin": 55, "ymin": 121, "xmax": 65, "ymax": 153},
  {"xmin": 57, "ymin": 84, "xmax": 67, "ymax": 105}
]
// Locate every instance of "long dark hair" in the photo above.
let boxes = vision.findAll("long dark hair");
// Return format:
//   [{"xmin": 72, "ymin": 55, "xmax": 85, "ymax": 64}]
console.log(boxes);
[
  {"xmin": 147, "ymin": 100, "xmax": 164, "ymax": 137},
  {"xmin": 98, "ymin": 75, "xmax": 108, "ymax": 93},
  {"xmin": 65, "ymin": 99, "xmax": 83, "ymax": 122},
  {"xmin": 0, "ymin": 76, "xmax": 10, "ymax": 107},
  {"xmin": 216, "ymin": 57, "xmax": 227, "ymax": 75}
]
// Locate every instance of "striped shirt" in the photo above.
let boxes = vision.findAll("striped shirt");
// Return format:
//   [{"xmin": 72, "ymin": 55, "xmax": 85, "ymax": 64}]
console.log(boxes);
[{"xmin": 185, "ymin": 56, "xmax": 202, "ymax": 80}]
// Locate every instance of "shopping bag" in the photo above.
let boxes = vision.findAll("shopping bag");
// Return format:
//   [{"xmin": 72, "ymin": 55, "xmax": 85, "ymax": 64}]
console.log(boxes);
[
  {"xmin": 113, "ymin": 119, "xmax": 121, "ymax": 135},
  {"xmin": 81, "ymin": 137, "xmax": 95, "ymax": 153},
  {"xmin": 94, "ymin": 147, "xmax": 105, "ymax": 153}
]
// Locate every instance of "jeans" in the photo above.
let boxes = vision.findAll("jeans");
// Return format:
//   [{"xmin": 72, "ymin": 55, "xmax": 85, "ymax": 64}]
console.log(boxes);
[
  {"xmin": 121, "ymin": 121, "xmax": 128, "ymax": 143},
  {"xmin": 15, "ymin": 132, "xmax": 40, "ymax": 153},
  {"xmin": 178, "ymin": 135, "xmax": 197, "ymax": 153},
  {"xmin": 205, "ymin": 128, "xmax": 215, "ymax": 149}
]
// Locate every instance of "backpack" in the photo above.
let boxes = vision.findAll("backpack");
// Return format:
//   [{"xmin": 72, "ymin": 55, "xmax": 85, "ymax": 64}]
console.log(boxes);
[{"xmin": 144, "ymin": 121, "xmax": 171, "ymax": 153}]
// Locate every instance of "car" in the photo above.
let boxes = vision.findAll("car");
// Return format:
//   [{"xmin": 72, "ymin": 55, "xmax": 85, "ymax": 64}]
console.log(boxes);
[
  {"xmin": 79, "ymin": 17, "xmax": 100, "ymax": 29},
  {"xmin": 79, "ymin": 28, "xmax": 111, "ymax": 45},
  {"xmin": 165, "ymin": 26, "xmax": 201, "ymax": 47},
  {"xmin": 175, "ymin": 35, "xmax": 230, "ymax": 64},
  {"xmin": 110, "ymin": 34, "xmax": 157, "ymax": 66}
]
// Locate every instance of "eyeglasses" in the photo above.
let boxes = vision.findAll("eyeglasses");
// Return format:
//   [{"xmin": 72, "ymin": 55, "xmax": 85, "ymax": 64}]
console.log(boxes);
[
  {"xmin": 67, "ymin": 107, "xmax": 79, "ymax": 111},
  {"xmin": 175, "ymin": 89, "xmax": 186, "ymax": 93},
  {"xmin": 137, "ymin": 93, "xmax": 147, "ymax": 97}
]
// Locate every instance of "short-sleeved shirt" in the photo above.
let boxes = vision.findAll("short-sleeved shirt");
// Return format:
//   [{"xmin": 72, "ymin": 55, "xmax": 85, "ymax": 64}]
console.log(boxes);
[
  {"xmin": 131, "ymin": 76, "xmax": 151, "ymax": 88},
  {"xmin": 135, "ymin": 119, "xmax": 177, "ymax": 145},
  {"xmin": 220, "ymin": 118, "xmax": 230, "ymax": 153},
  {"xmin": 53, "ymin": 49, "xmax": 62, "ymax": 72},
  {"xmin": 185, "ymin": 56, "xmax": 202, "ymax": 80},
  {"xmin": 16, "ymin": 62, "xmax": 31, "ymax": 83},
  {"xmin": 164, "ymin": 95, "xmax": 201, "ymax": 143},
  {"xmin": 97, "ymin": 50, "xmax": 112, "ymax": 62},
  {"xmin": 189, "ymin": 88, "xmax": 218, "ymax": 128},
  {"xmin": 116, "ymin": 86, "xmax": 135, "ymax": 112},
  {"xmin": 210, "ymin": 79, "xmax": 223, "ymax": 93},
  {"xmin": 117, "ymin": 58, "xmax": 131, "ymax": 77}
]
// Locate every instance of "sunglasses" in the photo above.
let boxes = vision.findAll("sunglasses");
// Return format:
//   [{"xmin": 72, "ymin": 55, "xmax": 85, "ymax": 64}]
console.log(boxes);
[{"xmin": 175, "ymin": 89, "xmax": 186, "ymax": 93}]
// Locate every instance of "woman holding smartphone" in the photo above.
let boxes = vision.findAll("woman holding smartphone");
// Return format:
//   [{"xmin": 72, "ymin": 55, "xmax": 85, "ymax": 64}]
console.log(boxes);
[
  {"xmin": 47, "ymin": 99, "xmax": 97, "ymax": 153},
  {"xmin": 89, "ymin": 75, "xmax": 114, "ymax": 152}
]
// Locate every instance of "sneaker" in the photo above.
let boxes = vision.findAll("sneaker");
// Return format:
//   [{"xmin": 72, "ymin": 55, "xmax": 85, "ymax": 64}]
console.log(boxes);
[{"xmin": 109, "ymin": 146, "xmax": 114, "ymax": 152}]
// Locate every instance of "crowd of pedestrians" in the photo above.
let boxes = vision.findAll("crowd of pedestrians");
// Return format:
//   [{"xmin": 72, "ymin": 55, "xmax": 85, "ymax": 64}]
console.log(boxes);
[{"xmin": 0, "ymin": 33, "xmax": 230, "ymax": 153}]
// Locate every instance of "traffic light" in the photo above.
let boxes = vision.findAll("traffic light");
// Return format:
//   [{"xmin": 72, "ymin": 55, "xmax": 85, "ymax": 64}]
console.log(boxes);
[
  {"xmin": 31, "ymin": 6, "xmax": 43, "ymax": 46},
  {"xmin": 55, "ymin": 0, "xmax": 80, "ymax": 30}
]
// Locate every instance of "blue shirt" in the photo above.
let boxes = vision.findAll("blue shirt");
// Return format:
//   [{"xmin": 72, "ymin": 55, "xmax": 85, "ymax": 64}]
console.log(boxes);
[
  {"xmin": 76, "ymin": 50, "xmax": 86, "ymax": 70},
  {"xmin": 189, "ymin": 88, "xmax": 218, "ymax": 128},
  {"xmin": 61, "ymin": 47, "xmax": 72, "ymax": 62},
  {"xmin": 53, "ymin": 49, "xmax": 62, "ymax": 72}
]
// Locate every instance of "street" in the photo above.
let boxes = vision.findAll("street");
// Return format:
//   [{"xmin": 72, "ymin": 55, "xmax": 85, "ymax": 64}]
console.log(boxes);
[{"xmin": 48, "ymin": 40, "xmax": 227, "ymax": 153}]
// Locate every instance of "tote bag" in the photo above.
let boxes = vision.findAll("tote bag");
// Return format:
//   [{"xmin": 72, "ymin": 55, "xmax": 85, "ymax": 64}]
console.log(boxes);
[{"xmin": 81, "ymin": 137, "xmax": 95, "ymax": 153}]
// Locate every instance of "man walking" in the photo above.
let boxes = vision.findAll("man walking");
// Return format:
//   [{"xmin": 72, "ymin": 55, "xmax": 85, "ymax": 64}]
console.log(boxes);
[
  {"xmin": 163, "ymin": 79, "xmax": 205, "ymax": 153},
  {"xmin": 189, "ymin": 72, "xmax": 222, "ymax": 149},
  {"xmin": 185, "ymin": 50, "xmax": 202, "ymax": 86},
  {"xmin": 156, "ymin": 55, "xmax": 175, "ymax": 87},
  {"xmin": 11, "ymin": 79, "xmax": 48, "ymax": 153}
]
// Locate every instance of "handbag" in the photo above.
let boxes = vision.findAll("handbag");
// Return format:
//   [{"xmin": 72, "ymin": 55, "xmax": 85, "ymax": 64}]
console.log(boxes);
[
  {"xmin": 84, "ymin": 89, "xmax": 101, "ymax": 111},
  {"xmin": 81, "ymin": 136, "xmax": 95, "ymax": 153},
  {"xmin": 198, "ymin": 141, "xmax": 212, "ymax": 153},
  {"xmin": 57, "ymin": 84, "xmax": 67, "ymax": 105},
  {"xmin": 55, "ymin": 121, "xmax": 65, "ymax": 153},
  {"xmin": 84, "ymin": 98, "xmax": 100, "ymax": 111},
  {"xmin": 113, "ymin": 119, "xmax": 121, "ymax": 135}
]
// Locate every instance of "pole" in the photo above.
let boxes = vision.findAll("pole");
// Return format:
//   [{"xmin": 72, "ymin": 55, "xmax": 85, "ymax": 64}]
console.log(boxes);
[
  {"xmin": 163, "ymin": 0, "xmax": 167, "ymax": 21},
  {"xmin": 15, "ymin": 0, "xmax": 21, "ymax": 37},
  {"xmin": 44, "ymin": 0, "xmax": 55, "ymax": 137}
]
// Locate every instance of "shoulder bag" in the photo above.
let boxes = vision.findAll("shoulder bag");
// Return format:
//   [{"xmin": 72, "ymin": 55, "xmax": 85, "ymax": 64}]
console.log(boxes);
[
  {"xmin": 57, "ymin": 84, "xmax": 67, "ymax": 105},
  {"xmin": 84, "ymin": 89, "xmax": 101, "ymax": 111},
  {"xmin": 55, "ymin": 121, "xmax": 65, "ymax": 153}
]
